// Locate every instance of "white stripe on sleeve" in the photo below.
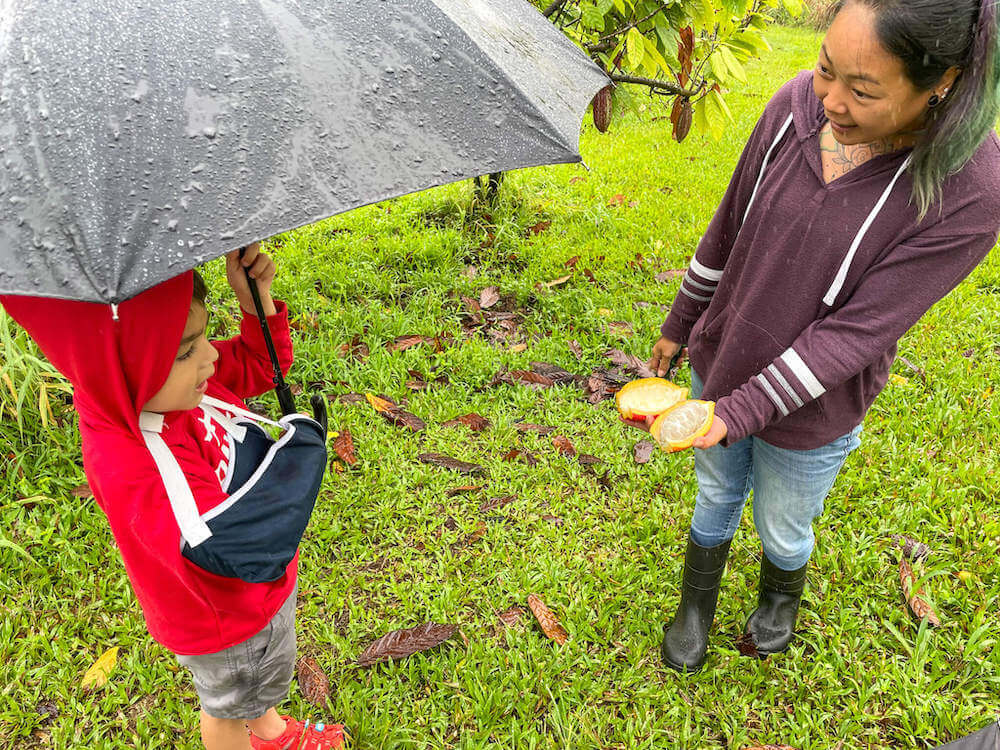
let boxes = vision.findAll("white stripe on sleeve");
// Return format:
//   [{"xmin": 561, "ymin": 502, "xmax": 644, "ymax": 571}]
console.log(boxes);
[
  {"xmin": 767, "ymin": 364, "xmax": 804, "ymax": 408},
  {"xmin": 680, "ymin": 286, "xmax": 714, "ymax": 303},
  {"xmin": 779, "ymin": 348, "xmax": 826, "ymax": 399},
  {"xmin": 683, "ymin": 271, "xmax": 718, "ymax": 293},
  {"xmin": 689, "ymin": 256, "xmax": 724, "ymax": 283},
  {"xmin": 756, "ymin": 373, "xmax": 790, "ymax": 417}
]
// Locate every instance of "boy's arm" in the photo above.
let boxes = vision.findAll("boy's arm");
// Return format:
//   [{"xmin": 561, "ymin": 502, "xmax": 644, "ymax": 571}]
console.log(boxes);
[{"xmin": 211, "ymin": 302, "xmax": 294, "ymax": 400}]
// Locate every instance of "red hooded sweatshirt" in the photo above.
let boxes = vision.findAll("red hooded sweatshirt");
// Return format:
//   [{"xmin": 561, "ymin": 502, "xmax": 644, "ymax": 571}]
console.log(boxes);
[{"xmin": 1, "ymin": 272, "xmax": 297, "ymax": 655}]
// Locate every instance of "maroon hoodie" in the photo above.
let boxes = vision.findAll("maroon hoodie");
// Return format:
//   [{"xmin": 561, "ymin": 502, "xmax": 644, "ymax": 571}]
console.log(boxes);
[{"xmin": 662, "ymin": 71, "xmax": 1000, "ymax": 449}]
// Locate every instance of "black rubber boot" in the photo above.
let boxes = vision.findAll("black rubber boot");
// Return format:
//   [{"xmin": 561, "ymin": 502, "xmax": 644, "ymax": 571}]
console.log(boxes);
[
  {"xmin": 743, "ymin": 553, "xmax": 808, "ymax": 656},
  {"xmin": 661, "ymin": 536, "xmax": 733, "ymax": 672}
]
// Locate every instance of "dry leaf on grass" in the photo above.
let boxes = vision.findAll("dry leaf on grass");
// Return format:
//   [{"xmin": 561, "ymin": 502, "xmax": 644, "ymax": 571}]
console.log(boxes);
[
  {"xmin": 386, "ymin": 335, "xmax": 436, "ymax": 352},
  {"xmin": 446, "ymin": 485, "xmax": 484, "ymax": 497},
  {"xmin": 514, "ymin": 422, "xmax": 557, "ymax": 435},
  {"xmin": 552, "ymin": 435, "xmax": 576, "ymax": 456},
  {"xmin": 450, "ymin": 522, "xmax": 487, "ymax": 552},
  {"xmin": 365, "ymin": 393, "xmax": 425, "ymax": 432},
  {"xmin": 655, "ymin": 269, "xmax": 685, "ymax": 282},
  {"xmin": 899, "ymin": 558, "xmax": 941, "ymax": 627},
  {"xmin": 81, "ymin": 647, "xmax": 118, "ymax": 690},
  {"xmin": 634, "ymin": 440, "xmax": 655, "ymax": 464},
  {"xmin": 332, "ymin": 429, "xmax": 357, "ymax": 466},
  {"xmin": 71, "ymin": 483, "xmax": 93, "ymax": 498},
  {"xmin": 479, "ymin": 495, "xmax": 517, "ymax": 513},
  {"xmin": 498, "ymin": 607, "xmax": 525, "ymax": 628},
  {"xmin": 479, "ymin": 286, "xmax": 500, "ymax": 309},
  {"xmin": 418, "ymin": 453, "xmax": 486, "ymax": 475},
  {"xmin": 527, "ymin": 594, "xmax": 569, "ymax": 645},
  {"xmin": 530, "ymin": 362, "xmax": 579, "ymax": 385},
  {"xmin": 356, "ymin": 623, "xmax": 458, "ymax": 667},
  {"xmin": 604, "ymin": 349, "xmax": 656, "ymax": 378},
  {"xmin": 442, "ymin": 413, "xmax": 491, "ymax": 431},
  {"xmin": 891, "ymin": 534, "xmax": 932, "ymax": 562},
  {"xmin": 296, "ymin": 656, "xmax": 330, "ymax": 706},
  {"xmin": 543, "ymin": 274, "xmax": 571, "ymax": 288},
  {"xmin": 733, "ymin": 632, "xmax": 761, "ymax": 659},
  {"xmin": 568, "ymin": 340, "xmax": 583, "ymax": 359}
]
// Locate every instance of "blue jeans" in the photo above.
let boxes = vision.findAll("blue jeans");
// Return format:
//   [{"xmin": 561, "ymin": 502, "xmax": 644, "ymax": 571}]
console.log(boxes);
[{"xmin": 688, "ymin": 371, "xmax": 862, "ymax": 571}]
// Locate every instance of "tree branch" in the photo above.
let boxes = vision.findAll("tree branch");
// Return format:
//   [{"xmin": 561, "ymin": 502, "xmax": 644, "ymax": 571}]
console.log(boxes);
[
  {"xmin": 609, "ymin": 73, "xmax": 702, "ymax": 98},
  {"xmin": 542, "ymin": 0, "xmax": 568, "ymax": 18}
]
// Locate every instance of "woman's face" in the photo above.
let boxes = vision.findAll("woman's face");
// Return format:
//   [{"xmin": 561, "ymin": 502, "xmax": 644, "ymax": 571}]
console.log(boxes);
[{"xmin": 813, "ymin": 2, "xmax": 939, "ymax": 145}]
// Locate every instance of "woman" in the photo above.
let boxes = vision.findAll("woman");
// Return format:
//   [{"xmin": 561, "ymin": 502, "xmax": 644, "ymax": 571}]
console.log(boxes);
[{"xmin": 650, "ymin": 0, "xmax": 1000, "ymax": 671}]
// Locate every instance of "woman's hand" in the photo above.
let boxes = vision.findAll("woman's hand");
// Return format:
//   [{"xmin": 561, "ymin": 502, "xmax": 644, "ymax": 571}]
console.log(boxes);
[
  {"xmin": 226, "ymin": 243, "xmax": 277, "ymax": 317},
  {"xmin": 692, "ymin": 415, "xmax": 728, "ymax": 450},
  {"xmin": 647, "ymin": 336, "xmax": 684, "ymax": 377}
]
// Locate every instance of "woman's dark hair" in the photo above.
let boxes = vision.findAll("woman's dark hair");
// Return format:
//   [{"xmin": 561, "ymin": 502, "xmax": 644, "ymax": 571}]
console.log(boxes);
[
  {"xmin": 831, "ymin": 0, "xmax": 1000, "ymax": 217},
  {"xmin": 192, "ymin": 270, "xmax": 208, "ymax": 306}
]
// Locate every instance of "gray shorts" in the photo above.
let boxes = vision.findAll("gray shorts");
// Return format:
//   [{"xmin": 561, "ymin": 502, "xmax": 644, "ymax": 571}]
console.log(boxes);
[{"xmin": 176, "ymin": 587, "xmax": 297, "ymax": 719}]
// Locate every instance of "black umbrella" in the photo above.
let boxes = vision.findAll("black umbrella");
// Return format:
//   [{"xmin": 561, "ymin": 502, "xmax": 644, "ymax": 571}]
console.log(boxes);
[
  {"xmin": 1, "ymin": 0, "xmax": 608, "ymax": 412},
  {"xmin": 933, "ymin": 720, "xmax": 1000, "ymax": 750}
]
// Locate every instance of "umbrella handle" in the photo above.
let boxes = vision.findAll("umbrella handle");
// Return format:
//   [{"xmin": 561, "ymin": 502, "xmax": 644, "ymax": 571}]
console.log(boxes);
[{"xmin": 239, "ymin": 249, "xmax": 297, "ymax": 417}]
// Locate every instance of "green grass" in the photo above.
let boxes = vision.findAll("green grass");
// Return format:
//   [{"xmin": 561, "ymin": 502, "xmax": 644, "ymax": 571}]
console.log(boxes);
[{"xmin": 3, "ymin": 25, "xmax": 1000, "ymax": 749}]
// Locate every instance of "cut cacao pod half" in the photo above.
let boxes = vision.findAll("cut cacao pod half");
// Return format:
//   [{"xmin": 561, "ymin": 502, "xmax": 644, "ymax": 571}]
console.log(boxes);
[
  {"xmin": 649, "ymin": 399, "xmax": 715, "ymax": 452},
  {"xmin": 615, "ymin": 377, "xmax": 688, "ymax": 420}
]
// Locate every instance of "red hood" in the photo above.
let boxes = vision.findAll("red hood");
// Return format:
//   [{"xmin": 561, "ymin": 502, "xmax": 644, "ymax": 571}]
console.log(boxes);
[{"xmin": 1, "ymin": 272, "xmax": 192, "ymax": 435}]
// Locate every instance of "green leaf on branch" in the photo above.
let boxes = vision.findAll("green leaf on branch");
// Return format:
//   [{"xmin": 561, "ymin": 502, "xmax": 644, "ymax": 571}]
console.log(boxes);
[
  {"xmin": 781, "ymin": 0, "xmax": 805, "ymax": 16},
  {"xmin": 626, "ymin": 28, "xmax": 645, "ymax": 69},
  {"xmin": 718, "ymin": 45, "xmax": 747, "ymax": 82},
  {"xmin": 581, "ymin": 2, "xmax": 605, "ymax": 30}
]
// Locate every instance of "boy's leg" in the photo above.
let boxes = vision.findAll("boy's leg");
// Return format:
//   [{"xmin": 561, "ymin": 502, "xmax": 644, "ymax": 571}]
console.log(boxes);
[
  {"xmin": 199, "ymin": 711, "xmax": 252, "ymax": 750},
  {"xmin": 746, "ymin": 425, "xmax": 863, "ymax": 653}
]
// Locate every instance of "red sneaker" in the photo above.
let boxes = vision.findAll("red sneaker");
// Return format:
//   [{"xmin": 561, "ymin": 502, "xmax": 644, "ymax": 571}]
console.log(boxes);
[{"xmin": 249, "ymin": 716, "xmax": 348, "ymax": 750}]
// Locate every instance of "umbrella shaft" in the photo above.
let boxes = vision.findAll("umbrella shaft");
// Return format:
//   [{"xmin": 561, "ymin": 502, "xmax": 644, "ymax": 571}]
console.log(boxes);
[{"xmin": 244, "ymin": 268, "xmax": 296, "ymax": 416}]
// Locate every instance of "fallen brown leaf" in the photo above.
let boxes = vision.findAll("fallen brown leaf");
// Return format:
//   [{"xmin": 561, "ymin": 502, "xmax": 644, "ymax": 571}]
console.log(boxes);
[
  {"xmin": 296, "ymin": 656, "xmax": 330, "ymax": 706},
  {"xmin": 441, "ymin": 413, "xmax": 491, "ymax": 432},
  {"xmin": 479, "ymin": 286, "xmax": 500, "ymax": 309},
  {"xmin": 506, "ymin": 370, "xmax": 556, "ymax": 388},
  {"xmin": 552, "ymin": 435, "xmax": 576, "ymax": 456},
  {"xmin": 527, "ymin": 220, "xmax": 552, "ymax": 236},
  {"xmin": 608, "ymin": 194, "xmax": 626, "ymax": 207},
  {"xmin": 607, "ymin": 321, "xmax": 633, "ymax": 337},
  {"xmin": 451, "ymin": 521, "xmax": 487, "ymax": 552},
  {"xmin": 418, "ymin": 453, "xmax": 486, "ymax": 475},
  {"xmin": 514, "ymin": 422, "xmax": 556, "ymax": 435},
  {"xmin": 634, "ymin": 440, "xmax": 655, "ymax": 464},
  {"xmin": 445, "ymin": 485, "xmax": 484, "ymax": 497},
  {"xmin": 71, "ymin": 483, "xmax": 93, "ymax": 498},
  {"xmin": 899, "ymin": 558, "xmax": 941, "ymax": 627},
  {"xmin": 604, "ymin": 349, "xmax": 655, "ymax": 378},
  {"xmin": 577, "ymin": 453, "xmax": 602, "ymax": 466},
  {"xmin": 386, "ymin": 335, "xmax": 435, "ymax": 352},
  {"xmin": 497, "ymin": 607, "xmax": 525, "ymax": 627},
  {"xmin": 544, "ymin": 274, "xmax": 571, "ymax": 288},
  {"xmin": 565, "ymin": 255, "xmax": 580, "ymax": 268},
  {"xmin": 356, "ymin": 623, "xmax": 458, "ymax": 667},
  {"xmin": 530, "ymin": 362, "xmax": 579, "ymax": 385},
  {"xmin": 891, "ymin": 534, "xmax": 932, "ymax": 562},
  {"xmin": 479, "ymin": 495, "xmax": 517, "ymax": 513},
  {"xmin": 568, "ymin": 340, "xmax": 583, "ymax": 360},
  {"xmin": 655, "ymin": 269, "xmax": 686, "ymax": 283},
  {"xmin": 332, "ymin": 429, "xmax": 358, "ymax": 466},
  {"xmin": 527, "ymin": 594, "xmax": 569, "ymax": 644}
]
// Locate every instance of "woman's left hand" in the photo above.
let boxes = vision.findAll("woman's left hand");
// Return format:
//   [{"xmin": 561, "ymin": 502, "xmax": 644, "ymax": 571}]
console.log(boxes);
[{"xmin": 692, "ymin": 415, "xmax": 728, "ymax": 450}]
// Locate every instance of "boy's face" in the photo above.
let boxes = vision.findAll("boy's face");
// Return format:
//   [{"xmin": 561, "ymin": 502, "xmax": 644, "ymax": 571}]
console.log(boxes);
[{"xmin": 142, "ymin": 302, "xmax": 218, "ymax": 413}]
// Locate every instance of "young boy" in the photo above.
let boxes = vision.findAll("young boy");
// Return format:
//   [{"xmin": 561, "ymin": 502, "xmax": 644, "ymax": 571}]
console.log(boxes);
[{"xmin": 1, "ymin": 245, "xmax": 346, "ymax": 749}]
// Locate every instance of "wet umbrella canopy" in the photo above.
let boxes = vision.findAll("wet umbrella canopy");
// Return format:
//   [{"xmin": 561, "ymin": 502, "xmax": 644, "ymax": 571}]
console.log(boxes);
[{"xmin": 0, "ymin": 0, "xmax": 608, "ymax": 303}]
